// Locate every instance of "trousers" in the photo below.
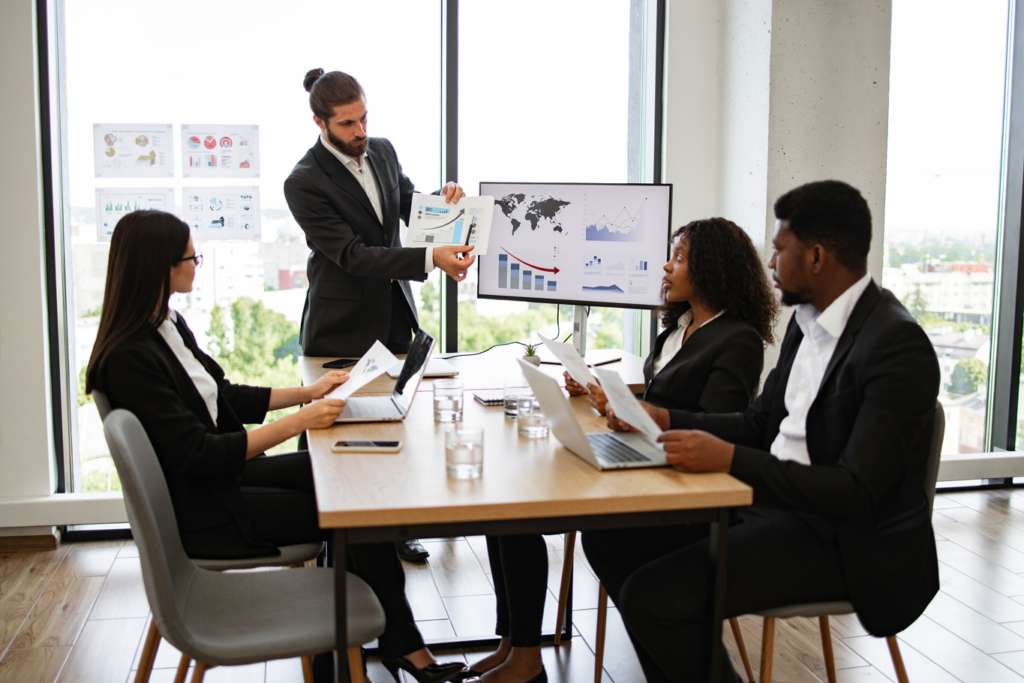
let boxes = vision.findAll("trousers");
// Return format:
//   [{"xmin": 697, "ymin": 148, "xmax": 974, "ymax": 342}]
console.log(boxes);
[
  {"xmin": 582, "ymin": 507, "xmax": 848, "ymax": 683},
  {"xmin": 486, "ymin": 535, "xmax": 548, "ymax": 646}
]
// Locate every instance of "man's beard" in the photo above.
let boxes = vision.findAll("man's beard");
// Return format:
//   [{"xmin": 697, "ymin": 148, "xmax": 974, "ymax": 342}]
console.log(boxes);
[
  {"xmin": 774, "ymin": 275, "xmax": 809, "ymax": 306},
  {"xmin": 326, "ymin": 128, "xmax": 368, "ymax": 158}
]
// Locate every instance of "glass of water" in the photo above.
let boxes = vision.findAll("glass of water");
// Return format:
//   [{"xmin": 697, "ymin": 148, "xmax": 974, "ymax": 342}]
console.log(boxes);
[
  {"xmin": 517, "ymin": 397, "xmax": 550, "ymax": 438},
  {"xmin": 433, "ymin": 378, "xmax": 464, "ymax": 422},
  {"xmin": 446, "ymin": 427, "xmax": 483, "ymax": 479},
  {"xmin": 503, "ymin": 379, "xmax": 532, "ymax": 420}
]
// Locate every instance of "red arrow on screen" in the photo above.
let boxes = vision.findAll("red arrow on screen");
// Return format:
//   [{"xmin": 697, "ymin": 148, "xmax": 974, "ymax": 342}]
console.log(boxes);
[{"xmin": 502, "ymin": 247, "xmax": 560, "ymax": 275}]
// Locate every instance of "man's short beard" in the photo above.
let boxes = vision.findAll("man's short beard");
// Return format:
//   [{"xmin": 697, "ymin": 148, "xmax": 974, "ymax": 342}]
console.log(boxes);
[
  {"xmin": 326, "ymin": 128, "xmax": 368, "ymax": 158},
  {"xmin": 779, "ymin": 288, "xmax": 809, "ymax": 306}
]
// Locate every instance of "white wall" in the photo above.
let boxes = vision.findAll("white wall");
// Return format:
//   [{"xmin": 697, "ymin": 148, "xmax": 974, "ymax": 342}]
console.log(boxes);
[{"xmin": 0, "ymin": 0, "xmax": 56, "ymax": 500}]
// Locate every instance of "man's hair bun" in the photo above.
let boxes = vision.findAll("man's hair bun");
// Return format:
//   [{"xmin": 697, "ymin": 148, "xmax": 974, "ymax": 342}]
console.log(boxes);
[{"xmin": 303, "ymin": 68, "xmax": 325, "ymax": 93}]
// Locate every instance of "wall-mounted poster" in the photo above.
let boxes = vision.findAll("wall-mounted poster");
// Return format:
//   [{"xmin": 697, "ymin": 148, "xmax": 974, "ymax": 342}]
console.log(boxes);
[
  {"xmin": 95, "ymin": 187, "xmax": 176, "ymax": 242},
  {"xmin": 181, "ymin": 124, "xmax": 260, "ymax": 178},
  {"xmin": 183, "ymin": 186, "xmax": 261, "ymax": 241},
  {"xmin": 93, "ymin": 123, "xmax": 174, "ymax": 178}
]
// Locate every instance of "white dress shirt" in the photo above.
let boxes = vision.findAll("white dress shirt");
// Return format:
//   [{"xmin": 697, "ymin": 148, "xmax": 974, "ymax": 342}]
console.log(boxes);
[
  {"xmin": 652, "ymin": 309, "xmax": 726, "ymax": 377},
  {"xmin": 770, "ymin": 273, "xmax": 873, "ymax": 465},
  {"xmin": 157, "ymin": 310, "xmax": 219, "ymax": 425},
  {"xmin": 320, "ymin": 133, "xmax": 434, "ymax": 274}
]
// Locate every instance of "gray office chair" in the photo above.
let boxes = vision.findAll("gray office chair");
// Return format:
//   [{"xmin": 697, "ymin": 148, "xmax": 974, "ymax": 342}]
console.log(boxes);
[
  {"xmin": 93, "ymin": 390, "xmax": 327, "ymax": 682},
  {"xmin": 749, "ymin": 402, "xmax": 945, "ymax": 683},
  {"xmin": 103, "ymin": 409, "xmax": 386, "ymax": 683}
]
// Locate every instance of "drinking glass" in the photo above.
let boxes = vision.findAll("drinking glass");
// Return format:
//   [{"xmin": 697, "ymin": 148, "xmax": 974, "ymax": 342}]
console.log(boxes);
[
  {"xmin": 433, "ymin": 378, "xmax": 464, "ymax": 422},
  {"xmin": 445, "ymin": 427, "xmax": 484, "ymax": 479},
  {"xmin": 503, "ymin": 379, "xmax": 532, "ymax": 420},
  {"xmin": 517, "ymin": 397, "xmax": 549, "ymax": 438}
]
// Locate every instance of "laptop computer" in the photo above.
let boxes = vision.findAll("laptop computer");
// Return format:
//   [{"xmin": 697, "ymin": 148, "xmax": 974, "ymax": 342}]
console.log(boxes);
[
  {"xmin": 334, "ymin": 329, "xmax": 435, "ymax": 422},
  {"xmin": 517, "ymin": 359, "xmax": 667, "ymax": 470}
]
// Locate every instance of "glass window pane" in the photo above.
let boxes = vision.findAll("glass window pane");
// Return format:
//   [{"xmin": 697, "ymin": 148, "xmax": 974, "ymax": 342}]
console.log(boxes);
[
  {"xmin": 458, "ymin": 0, "xmax": 631, "ymax": 352},
  {"xmin": 61, "ymin": 0, "xmax": 440, "ymax": 490},
  {"xmin": 882, "ymin": 0, "xmax": 1008, "ymax": 456}
]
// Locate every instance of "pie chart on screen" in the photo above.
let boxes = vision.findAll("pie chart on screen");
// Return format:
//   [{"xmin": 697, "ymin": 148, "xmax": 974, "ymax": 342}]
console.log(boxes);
[
  {"xmin": 187, "ymin": 136, "xmax": 201, "ymax": 149},
  {"xmin": 204, "ymin": 136, "xmax": 216, "ymax": 149},
  {"xmin": 219, "ymin": 137, "xmax": 232, "ymax": 148}
]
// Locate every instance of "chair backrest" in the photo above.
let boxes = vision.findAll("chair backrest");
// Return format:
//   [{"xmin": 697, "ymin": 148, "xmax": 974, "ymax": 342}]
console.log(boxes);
[
  {"xmin": 93, "ymin": 389, "xmax": 113, "ymax": 421},
  {"xmin": 925, "ymin": 401, "xmax": 945, "ymax": 515},
  {"xmin": 103, "ymin": 409, "xmax": 199, "ymax": 648}
]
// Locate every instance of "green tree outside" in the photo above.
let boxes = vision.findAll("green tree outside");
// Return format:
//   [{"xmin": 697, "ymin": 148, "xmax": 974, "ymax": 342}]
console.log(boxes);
[{"xmin": 948, "ymin": 358, "xmax": 988, "ymax": 395}]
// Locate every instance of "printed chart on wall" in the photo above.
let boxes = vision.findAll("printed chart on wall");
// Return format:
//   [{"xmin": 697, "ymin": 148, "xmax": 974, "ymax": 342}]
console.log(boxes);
[
  {"xmin": 94, "ymin": 188, "xmax": 176, "ymax": 242},
  {"xmin": 181, "ymin": 124, "xmax": 260, "ymax": 178},
  {"xmin": 477, "ymin": 183, "xmax": 672, "ymax": 308},
  {"xmin": 93, "ymin": 124, "xmax": 174, "ymax": 178},
  {"xmin": 183, "ymin": 187, "xmax": 261, "ymax": 241}
]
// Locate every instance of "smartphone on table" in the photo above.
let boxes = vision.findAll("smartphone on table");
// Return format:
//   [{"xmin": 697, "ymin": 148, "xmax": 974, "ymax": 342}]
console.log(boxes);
[
  {"xmin": 322, "ymin": 358, "xmax": 358, "ymax": 369},
  {"xmin": 331, "ymin": 440, "xmax": 403, "ymax": 453}
]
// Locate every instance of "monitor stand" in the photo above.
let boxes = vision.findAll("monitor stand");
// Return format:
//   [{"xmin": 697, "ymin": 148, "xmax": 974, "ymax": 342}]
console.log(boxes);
[{"xmin": 539, "ymin": 305, "xmax": 621, "ymax": 366}]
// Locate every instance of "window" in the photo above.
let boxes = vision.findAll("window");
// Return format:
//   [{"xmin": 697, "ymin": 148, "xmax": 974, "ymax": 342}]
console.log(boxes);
[
  {"xmin": 882, "ymin": 0, "xmax": 1008, "ymax": 456},
  {"xmin": 57, "ymin": 0, "xmax": 441, "ymax": 491}
]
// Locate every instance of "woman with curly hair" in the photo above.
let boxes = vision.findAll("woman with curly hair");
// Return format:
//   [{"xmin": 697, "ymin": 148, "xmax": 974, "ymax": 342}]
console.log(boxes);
[
  {"xmin": 566, "ymin": 217, "xmax": 777, "ymax": 417},
  {"xmin": 468, "ymin": 219, "xmax": 777, "ymax": 683}
]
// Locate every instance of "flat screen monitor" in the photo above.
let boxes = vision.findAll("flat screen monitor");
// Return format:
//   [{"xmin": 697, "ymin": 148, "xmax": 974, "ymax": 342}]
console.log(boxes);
[{"xmin": 477, "ymin": 182, "xmax": 673, "ymax": 309}]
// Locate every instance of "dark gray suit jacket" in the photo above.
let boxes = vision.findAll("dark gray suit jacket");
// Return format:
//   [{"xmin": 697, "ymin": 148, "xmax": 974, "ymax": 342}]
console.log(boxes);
[
  {"xmin": 670, "ymin": 282, "xmax": 941, "ymax": 636},
  {"xmin": 284, "ymin": 136, "xmax": 427, "ymax": 357}
]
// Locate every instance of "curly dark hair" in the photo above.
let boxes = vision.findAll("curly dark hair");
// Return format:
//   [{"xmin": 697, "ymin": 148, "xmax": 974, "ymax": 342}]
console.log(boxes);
[{"xmin": 657, "ymin": 217, "xmax": 779, "ymax": 345}]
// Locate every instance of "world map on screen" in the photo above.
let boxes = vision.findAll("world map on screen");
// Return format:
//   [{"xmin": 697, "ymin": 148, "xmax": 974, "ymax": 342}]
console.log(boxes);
[{"xmin": 496, "ymin": 194, "xmax": 572, "ymax": 235}]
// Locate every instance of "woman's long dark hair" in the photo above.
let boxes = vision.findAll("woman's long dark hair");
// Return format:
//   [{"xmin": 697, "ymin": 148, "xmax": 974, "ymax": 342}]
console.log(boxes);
[
  {"xmin": 657, "ymin": 217, "xmax": 779, "ymax": 345},
  {"xmin": 85, "ymin": 210, "xmax": 191, "ymax": 393}
]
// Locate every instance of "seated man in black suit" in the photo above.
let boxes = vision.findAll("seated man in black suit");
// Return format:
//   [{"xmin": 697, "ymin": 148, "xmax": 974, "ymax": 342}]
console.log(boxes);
[{"xmin": 582, "ymin": 180, "xmax": 941, "ymax": 683}]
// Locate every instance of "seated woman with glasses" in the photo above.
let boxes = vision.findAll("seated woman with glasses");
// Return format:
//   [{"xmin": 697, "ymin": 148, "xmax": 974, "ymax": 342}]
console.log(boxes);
[
  {"xmin": 470, "ymin": 218, "xmax": 778, "ymax": 683},
  {"xmin": 86, "ymin": 210, "xmax": 467, "ymax": 683}
]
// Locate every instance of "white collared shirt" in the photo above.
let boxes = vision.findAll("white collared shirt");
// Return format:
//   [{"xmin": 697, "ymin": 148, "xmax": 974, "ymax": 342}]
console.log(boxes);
[
  {"xmin": 770, "ymin": 273, "xmax": 873, "ymax": 465},
  {"xmin": 652, "ymin": 308, "xmax": 726, "ymax": 377},
  {"xmin": 157, "ymin": 310, "xmax": 219, "ymax": 425},
  {"xmin": 320, "ymin": 133, "xmax": 434, "ymax": 274}
]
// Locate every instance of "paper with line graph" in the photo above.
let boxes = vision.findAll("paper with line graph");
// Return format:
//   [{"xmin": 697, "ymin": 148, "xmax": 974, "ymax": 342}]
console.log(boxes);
[{"xmin": 407, "ymin": 193, "xmax": 495, "ymax": 255}]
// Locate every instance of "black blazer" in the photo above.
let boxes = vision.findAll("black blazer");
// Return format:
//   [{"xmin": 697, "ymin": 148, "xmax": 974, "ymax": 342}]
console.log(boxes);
[
  {"xmin": 284, "ymin": 136, "xmax": 427, "ymax": 357},
  {"xmin": 98, "ymin": 314, "xmax": 277, "ymax": 559},
  {"xmin": 642, "ymin": 312, "xmax": 764, "ymax": 414},
  {"xmin": 669, "ymin": 282, "xmax": 941, "ymax": 636}
]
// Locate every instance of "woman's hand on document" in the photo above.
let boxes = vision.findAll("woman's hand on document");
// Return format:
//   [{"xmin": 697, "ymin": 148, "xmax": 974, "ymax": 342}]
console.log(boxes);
[
  {"xmin": 306, "ymin": 371, "xmax": 350, "ymax": 401},
  {"xmin": 294, "ymin": 399, "xmax": 347, "ymax": 430},
  {"xmin": 657, "ymin": 430, "xmax": 735, "ymax": 474}
]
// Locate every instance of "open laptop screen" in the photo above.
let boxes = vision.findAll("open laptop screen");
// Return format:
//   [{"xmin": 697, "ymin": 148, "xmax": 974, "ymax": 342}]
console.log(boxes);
[{"xmin": 392, "ymin": 329, "xmax": 434, "ymax": 412}]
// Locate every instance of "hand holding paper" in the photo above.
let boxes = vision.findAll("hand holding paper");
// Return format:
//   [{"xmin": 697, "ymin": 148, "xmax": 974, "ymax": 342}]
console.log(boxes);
[
  {"xmin": 538, "ymin": 334, "xmax": 596, "ymax": 388},
  {"xmin": 325, "ymin": 341, "xmax": 401, "ymax": 401},
  {"xmin": 593, "ymin": 367, "xmax": 664, "ymax": 442}
]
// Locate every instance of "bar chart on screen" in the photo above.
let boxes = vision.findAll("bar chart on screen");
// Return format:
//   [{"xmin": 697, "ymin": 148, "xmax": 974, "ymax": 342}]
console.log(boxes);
[{"xmin": 497, "ymin": 249, "xmax": 559, "ymax": 293}]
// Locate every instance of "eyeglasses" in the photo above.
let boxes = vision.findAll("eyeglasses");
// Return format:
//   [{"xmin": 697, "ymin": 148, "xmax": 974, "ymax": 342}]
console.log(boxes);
[{"xmin": 175, "ymin": 252, "xmax": 203, "ymax": 268}]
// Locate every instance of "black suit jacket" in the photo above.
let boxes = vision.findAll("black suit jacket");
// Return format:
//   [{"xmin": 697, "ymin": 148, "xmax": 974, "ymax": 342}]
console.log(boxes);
[
  {"xmin": 98, "ymin": 314, "xmax": 277, "ymax": 559},
  {"xmin": 284, "ymin": 136, "xmax": 427, "ymax": 357},
  {"xmin": 669, "ymin": 281, "xmax": 941, "ymax": 636},
  {"xmin": 642, "ymin": 312, "xmax": 764, "ymax": 414}
]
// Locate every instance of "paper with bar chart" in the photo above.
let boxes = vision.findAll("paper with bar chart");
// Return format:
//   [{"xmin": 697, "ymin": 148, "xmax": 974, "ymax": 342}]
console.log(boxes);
[
  {"xmin": 95, "ymin": 187, "xmax": 176, "ymax": 242},
  {"xmin": 477, "ymin": 183, "xmax": 672, "ymax": 308},
  {"xmin": 181, "ymin": 124, "xmax": 260, "ymax": 178},
  {"xmin": 183, "ymin": 187, "xmax": 261, "ymax": 241},
  {"xmin": 406, "ymin": 194, "xmax": 495, "ymax": 255},
  {"xmin": 93, "ymin": 123, "xmax": 174, "ymax": 178}
]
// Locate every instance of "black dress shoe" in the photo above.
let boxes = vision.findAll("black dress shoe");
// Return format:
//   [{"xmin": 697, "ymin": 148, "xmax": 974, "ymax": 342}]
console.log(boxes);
[
  {"xmin": 380, "ymin": 656, "xmax": 465, "ymax": 683},
  {"xmin": 396, "ymin": 539, "xmax": 430, "ymax": 562}
]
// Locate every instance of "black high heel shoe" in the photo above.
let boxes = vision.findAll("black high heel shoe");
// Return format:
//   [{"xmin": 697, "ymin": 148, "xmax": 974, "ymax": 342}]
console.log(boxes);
[{"xmin": 379, "ymin": 656, "xmax": 467, "ymax": 683}]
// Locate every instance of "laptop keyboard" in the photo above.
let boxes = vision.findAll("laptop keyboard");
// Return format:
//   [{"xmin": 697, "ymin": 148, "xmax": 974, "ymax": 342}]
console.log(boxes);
[
  {"xmin": 586, "ymin": 433, "xmax": 653, "ymax": 463},
  {"xmin": 348, "ymin": 396, "xmax": 402, "ymax": 419}
]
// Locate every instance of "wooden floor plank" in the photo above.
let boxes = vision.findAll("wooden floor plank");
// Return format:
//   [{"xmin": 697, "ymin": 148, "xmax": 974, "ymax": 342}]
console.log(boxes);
[
  {"xmin": 427, "ymin": 540, "xmax": 494, "ymax": 598},
  {"xmin": 0, "ymin": 546, "xmax": 70, "ymax": 603},
  {"xmin": 572, "ymin": 606, "xmax": 646, "ymax": 683},
  {"xmin": 935, "ymin": 523, "xmax": 1024, "ymax": 576},
  {"xmin": 841, "ymin": 634, "xmax": 960, "ymax": 683},
  {"xmin": 734, "ymin": 617, "xmax": 825, "ymax": 683},
  {"xmin": 10, "ymin": 577, "xmax": 104, "ymax": 649},
  {"xmin": 443, "ymin": 594, "xmax": 497, "ymax": 638},
  {"xmin": 937, "ymin": 540, "xmax": 1024, "ymax": 597},
  {"xmin": 939, "ymin": 562, "xmax": 1024, "ymax": 622},
  {"xmin": 266, "ymin": 657, "xmax": 306, "ymax": 683},
  {"xmin": 541, "ymin": 639, "xmax": 599, "ymax": 683},
  {"xmin": 900, "ymin": 614, "xmax": 1024, "ymax": 682},
  {"xmin": 0, "ymin": 645, "xmax": 71, "ymax": 683},
  {"xmin": 191, "ymin": 662, "xmax": 266, "ymax": 682},
  {"xmin": 89, "ymin": 558, "xmax": 149, "ymax": 620},
  {"xmin": 773, "ymin": 616, "xmax": 868, "ymax": 672},
  {"xmin": 129, "ymin": 618, "xmax": 187, "ymax": 671},
  {"xmin": 545, "ymin": 549, "xmax": 601, "ymax": 610},
  {"xmin": 402, "ymin": 558, "xmax": 449, "ymax": 621},
  {"xmin": 922, "ymin": 591, "xmax": 1024, "ymax": 654},
  {"xmin": 56, "ymin": 617, "xmax": 146, "ymax": 683},
  {"xmin": 53, "ymin": 542, "xmax": 122, "ymax": 580},
  {"xmin": 0, "ymin": 602, "xmax": 32, "ymax": 655},
  {"xmin": 117, "ymin": 542, "xmax": 139, "ymax": 559}
]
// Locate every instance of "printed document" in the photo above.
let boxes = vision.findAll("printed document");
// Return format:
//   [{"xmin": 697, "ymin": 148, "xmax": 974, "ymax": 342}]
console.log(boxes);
[
  {"xmin": 325, "ymin": 341, "xmax": 402, "ymax": 400},
  {"xmin": 538, "ymin": 334, "xmax": 595, "ymax": 388},
  {"xmin": 407, "ymin": 193, "xmax": 494, "ymax": 255},
  {"xmin": 593, "ymin": 367, "xmax": 664, "ymax": 443}
]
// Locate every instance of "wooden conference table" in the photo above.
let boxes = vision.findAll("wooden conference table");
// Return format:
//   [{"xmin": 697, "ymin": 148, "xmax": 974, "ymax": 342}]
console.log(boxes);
[{"xmin": 300, "ymin": 346, "xmax": 752, "ymax": 683}]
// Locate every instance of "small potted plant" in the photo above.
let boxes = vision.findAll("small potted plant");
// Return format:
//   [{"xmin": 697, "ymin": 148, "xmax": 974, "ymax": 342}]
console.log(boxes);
[{"xmin": 522, "ymin": 343, "xmax": 542, "ymax": 366}]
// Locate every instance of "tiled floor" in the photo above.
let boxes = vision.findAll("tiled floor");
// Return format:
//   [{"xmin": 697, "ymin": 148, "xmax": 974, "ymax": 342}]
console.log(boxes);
[{"xmin": 5, "ymin": 488, "xmax": 1024, "ymax": 681}]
